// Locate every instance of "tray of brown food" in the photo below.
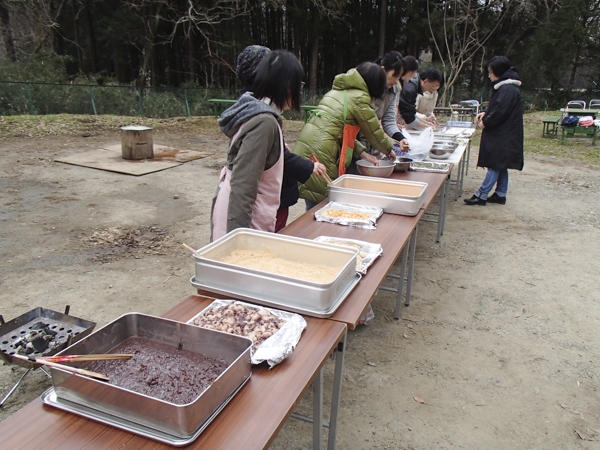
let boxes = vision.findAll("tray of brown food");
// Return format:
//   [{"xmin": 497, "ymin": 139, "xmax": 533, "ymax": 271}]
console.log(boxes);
[
  {"xmin": 191, "ymin": 229, "xmax": 361, "ymax": 318},
  {"xmin": 314, "ymin": 201, "xmax": 383, "ymax": 229},
  {"xmin": 44, "ymin": 313, "xmax": 252, "ymax": 444},
  {"xmin": 313, "ymin": 236, "xmax": 383, "ymax": 275},
  {"xmin": 188, "ymin": 300, "xmax": 306, "ymax": 367}
]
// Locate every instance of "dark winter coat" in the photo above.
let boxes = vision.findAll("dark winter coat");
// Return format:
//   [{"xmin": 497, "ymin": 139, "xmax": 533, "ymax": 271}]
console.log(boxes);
[
  {"xmin": 280, "ymin": 148, "xmax": 314, "ymax": 210},
  {"xmin": 478, "ymin": 68, "xmax": 524, "ymax": 171},
  {"xmin": 398, "ymin": 74, "xmax": 422, "ymax": 126}
]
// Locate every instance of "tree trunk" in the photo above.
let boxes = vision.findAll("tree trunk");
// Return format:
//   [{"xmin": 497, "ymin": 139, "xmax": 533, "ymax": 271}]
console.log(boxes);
[
  {"xmin": 187, "ymin": 23, "xmax": 195, "ymax": 83},
  {"xmin": 121, "ymin": 126, "xmax": 154, "ymax": 160},
  {"xmin": 0, "ymin": 1, "xmax": 16, "ymax": 61},
  {"xmin": 378, "ymin": 0, "xmax": 387, "ymax": 57},
  {"xmin": 71, "ymin": 0, "xmax": 83, "ymax": 73},
  {"xmin": 308, "ymin": 13, "xmax": 319, "ymax": 100},
  {"xmin": 85, "ymin": 2, "xmax": 97, "ymax": 74}
]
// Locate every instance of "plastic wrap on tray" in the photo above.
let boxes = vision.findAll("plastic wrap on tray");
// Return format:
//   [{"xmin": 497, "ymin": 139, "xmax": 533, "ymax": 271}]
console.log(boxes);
[
  {"xmin": 313, "ymin": 236, "xmax": 382, "ymax": 275},
  {"xmin": 188, "ymin": 300, "xmax": 306, "ymax": 368},
  {"xmin": 314, "ymin": 201, "xmax": 383, "ymax": 229},
  {"xmin": 409, "ymin": 161, "xmax": 451, "ymax": 173}
]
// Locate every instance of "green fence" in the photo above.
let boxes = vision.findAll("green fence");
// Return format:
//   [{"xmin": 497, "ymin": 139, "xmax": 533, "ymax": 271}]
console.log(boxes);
[
  {"xmin": 0, "ymin": 81, "xmax": 241, "ymax": 118},
  {"xmin": 0, "ymin": 80, "xmax": 575, "ymax": 118},
  {"xmin": 0, "ymin": 81, "xmax": 324, "ymax": 119}
]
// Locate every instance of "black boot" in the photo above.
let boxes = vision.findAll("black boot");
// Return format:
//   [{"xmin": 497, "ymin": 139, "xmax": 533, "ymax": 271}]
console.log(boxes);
[
  {"xmin": 464, "ymin": 195, "xmax": 486, "ymax": 206},
  {"xmin": 487, "ymin": 192, "xmax": 506, "ymax": 205}
]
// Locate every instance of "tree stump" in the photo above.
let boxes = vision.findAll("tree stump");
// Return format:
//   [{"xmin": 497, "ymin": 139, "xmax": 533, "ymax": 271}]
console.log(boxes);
[{"xmin": 120, "ymin": 126, "xmax": 154, "ymax": 160}]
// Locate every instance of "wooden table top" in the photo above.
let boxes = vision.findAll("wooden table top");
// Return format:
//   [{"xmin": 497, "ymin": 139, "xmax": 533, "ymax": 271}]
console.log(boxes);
[
  {"xmin": 280, "ymin": 170, "xmax": 448, "ymax": 330},
  {"xmin": 0, "ymin": 295, "xmax": 347, "ymax": 450}
]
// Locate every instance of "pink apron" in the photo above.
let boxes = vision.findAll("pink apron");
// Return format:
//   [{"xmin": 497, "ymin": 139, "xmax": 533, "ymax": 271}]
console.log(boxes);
[{"xmin": 211, "ymin": 119, "xmax": 284, "ymax": 241}]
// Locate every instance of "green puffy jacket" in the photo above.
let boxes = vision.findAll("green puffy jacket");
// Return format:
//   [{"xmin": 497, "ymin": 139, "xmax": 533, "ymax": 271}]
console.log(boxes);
[{"xmin": 294, "ymin": 68, "xmax": 393, "ymax": 204}]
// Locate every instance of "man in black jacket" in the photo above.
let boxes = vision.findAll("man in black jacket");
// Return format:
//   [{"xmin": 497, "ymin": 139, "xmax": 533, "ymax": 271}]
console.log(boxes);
[{"xmin": 399, "ymin": 67, "xmax": 443, "ymax": 129}]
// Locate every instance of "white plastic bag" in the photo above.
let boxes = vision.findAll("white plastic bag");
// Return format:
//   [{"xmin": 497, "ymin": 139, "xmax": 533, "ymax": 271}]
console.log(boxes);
[{"xmin": 405, "ymin": 128, "xmax": 434, "ymax": 161}]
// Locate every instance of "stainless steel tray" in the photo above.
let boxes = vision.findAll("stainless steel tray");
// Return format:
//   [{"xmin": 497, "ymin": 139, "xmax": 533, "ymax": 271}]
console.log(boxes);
[
  {"xmin": 328, "ymin": 174, "xmax": 427, "ymax": 216},
  {"xmin": 191, "ymin": 272, "xmax": 361, "ymax": 318},
  {"xmin": 409, "ymin": 161, "xmax": 451, "ymax": 173},
  {"xmin": 41, "ymin": 377, "xmax": 249, "ymax": 446},
  {"xmin": 193, "ymin": 229, "xmax": 359, "ymax": 316},
  {"xmin": 50, "ymin": 313, "xmax": 252, "ymax": 439}
]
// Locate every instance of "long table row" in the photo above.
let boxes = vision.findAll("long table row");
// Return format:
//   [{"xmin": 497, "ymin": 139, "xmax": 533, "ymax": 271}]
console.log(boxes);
[{"xmin": 0, "ymin": 165, "xmax": 455, "ymax": 449}]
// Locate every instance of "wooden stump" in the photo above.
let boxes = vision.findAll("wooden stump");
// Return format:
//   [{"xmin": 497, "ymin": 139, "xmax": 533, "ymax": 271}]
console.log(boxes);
[{"xmin": 121, "ymin": 126, "xmax": 154, "ymax": 160}]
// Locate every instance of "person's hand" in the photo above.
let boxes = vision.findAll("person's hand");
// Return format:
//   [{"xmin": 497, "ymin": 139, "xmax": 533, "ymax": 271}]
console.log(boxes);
[
  {"xmin": 477, "ymin": 120, "xmax": 485, "ymax": 130},
  {"xmin": 360, "ymin": 151, "xmax": 379, "ymax": 166},
  {"xmin": 400, "ymin": 139, "xmax": 410, "ymax": 152},
  {"xmin": 312, "ymin": 161, "xmax": 327, "ymax": 178},
  {"xmin": 386, "ymin": 149, "xmax": 397, "ymax": 161},
  {"xmin": 476, "ymin": 112, "xmax": 486, "ymax": 123},
  {"xmin": 426, "ymin": 114, "xmax": 438, "ymax": 126}
]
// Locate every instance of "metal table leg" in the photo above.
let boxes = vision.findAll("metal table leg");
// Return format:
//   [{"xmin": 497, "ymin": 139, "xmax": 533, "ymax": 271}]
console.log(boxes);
[
  {"xmin": 458, "ymin": 148, "xmax": 467, "ymax": 197},
  {"xmin": 327, "ymin": 332, "xmax": 346, "ymax": 450},
  {"xmin": 404, "ymin": 226, "xmax": 418, "ymax": 306},
  {"xmin": 291, "ymin": 332, "xmax": 346, "ymax": 449},
  {"xmin": 440, "ymin": 173, "xmax": 451, "ymax": 236},
  {"xmin": 313, "ymin": 368, "xmax": 323, "ymax": 450},
  {"xmin": 465, "ymin": 140, "xmax": 471, "ymax": 175},
  {"xmin": 453, "ymin": 157, "xmax": 463, "ymax": 201},
  {"xmin": 393, "ymin": 243, "xmax": 409, "ymax": 319}
]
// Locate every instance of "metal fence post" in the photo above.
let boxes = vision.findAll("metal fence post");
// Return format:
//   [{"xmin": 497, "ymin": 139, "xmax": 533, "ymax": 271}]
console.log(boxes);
[
  {"xmin": 89, "ymin": 86, "xmax": 98, "ymax": 115},
  {"xmin": 26, "ymin": 83, "xmax": 34, "ymax": 115},
  {"xmin": 184, "ymin": 88, "xmax": 191, "ymax": 116}
]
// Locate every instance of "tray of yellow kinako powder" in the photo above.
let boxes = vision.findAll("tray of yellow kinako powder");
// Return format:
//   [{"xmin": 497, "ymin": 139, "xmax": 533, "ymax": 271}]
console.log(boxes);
[{"xmin": 190, "ymin": 229, "xmax": 361, "ymax": 318}]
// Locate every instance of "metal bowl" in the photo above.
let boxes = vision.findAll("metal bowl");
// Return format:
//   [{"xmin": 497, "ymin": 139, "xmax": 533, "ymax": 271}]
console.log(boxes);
[
  {"xmin": 356, "ymin": 160, "xmax": 395, "ymax": 178},
  {"xmin": 433, "ymin": 140, "xmax": 458, "ymax": 149},
  {"xmin": 394, "ymin": 157, "xmax": 413, "ymax": 172},
  {"xmin": 428, "ymin": 151, "xmax": 452, "ymax": 160},
  {"xmin": 430, "ymin": 143, "xmax": 457, "ymax": 157}
]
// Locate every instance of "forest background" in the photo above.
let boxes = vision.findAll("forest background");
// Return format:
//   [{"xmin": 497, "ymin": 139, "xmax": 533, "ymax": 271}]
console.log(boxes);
[{"xmin": 0, "ymin": 0, "xmax": 599, "ymax": 114}]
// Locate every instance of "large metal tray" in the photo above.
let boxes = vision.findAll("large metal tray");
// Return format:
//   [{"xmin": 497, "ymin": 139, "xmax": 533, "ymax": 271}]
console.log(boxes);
[
  {"xmin": 0, "ymin": 307, "xmax": 96, "ymax": 367},
  {"xmin": 328, "ymin": 175, "xmax": 427, "ymax": 216},
  {"xmin": 48, "ymin": 313, "xmax": 252, "ymax": 439},
  {"xmin": 191, "ymin": 272, "xmax": 361, "ymax": 318},
  {"xmin": 41, "ymin": 378, "xmax": 249, "ymax": 446},
  {"xmin": 192, "ymin": 229, "xmax": 359, "ymax": 317}
]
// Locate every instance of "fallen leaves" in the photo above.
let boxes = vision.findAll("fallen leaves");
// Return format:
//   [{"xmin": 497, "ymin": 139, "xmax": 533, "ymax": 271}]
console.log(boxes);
[{"xmin": 574, "ymin": 429, "xmax": 598, "ymax": 441}]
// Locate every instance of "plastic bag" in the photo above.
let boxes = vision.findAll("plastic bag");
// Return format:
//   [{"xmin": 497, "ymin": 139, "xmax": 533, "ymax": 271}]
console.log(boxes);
[
  {"xmin": 561, "ymin": 115, "xmax": 579, "ymax": 127},
  {"xmin": 405, "ymin": 128, "xmax": 434, "ymax": 161}
]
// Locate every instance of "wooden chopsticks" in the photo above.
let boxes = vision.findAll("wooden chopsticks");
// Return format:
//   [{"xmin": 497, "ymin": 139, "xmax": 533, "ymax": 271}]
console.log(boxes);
[
  {"xmin": 309, "ymin": 154, "xmax": 333, "ymax": 186},
  {"xmin": 40, "ymin": 354, "xmax": 134, "ymax": 363},
  {"xmin": 11, "ymin": 354, "xmax": 110, "ymax": 381}
]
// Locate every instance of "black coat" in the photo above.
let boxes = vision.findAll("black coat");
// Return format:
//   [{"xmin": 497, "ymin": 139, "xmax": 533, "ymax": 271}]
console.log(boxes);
[
  {"xmin": 280, "ymin": 148, "xmax": 314, "ymax": 210},
  {"xmin": 398, "ymin": 74, "xmax": 422, "ymax": 125},
  {"xmin": 478, "ymin": 68, "xmax": 524, "ymax": 171}
]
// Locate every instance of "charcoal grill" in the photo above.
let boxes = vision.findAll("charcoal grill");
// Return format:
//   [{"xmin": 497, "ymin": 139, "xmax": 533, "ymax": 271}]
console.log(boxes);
[{"xmin": 0, "ymin": 306, "xmax": 95, "ymax": 407}]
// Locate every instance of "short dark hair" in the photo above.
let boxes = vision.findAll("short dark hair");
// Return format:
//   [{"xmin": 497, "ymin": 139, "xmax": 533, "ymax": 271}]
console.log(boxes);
[
  {"xmin": 420, "ymin": 68, "xmax": 444, "ymax": 89},
  {"xmin": 486, "ymin": 56, "xmax": 511, "ymax": 78},
  {"xmin": 254, "ymin": 50, "xmax": 304, "ymax": 112},
  {"xmin": 402, "ymin": 56, "xmax": 419, "ymax": 72},
  {"xmin": 356, "ymin": 62, "xmax": 387, "ymax": 100},
  {"xmin": 374, "ymin": 51, "xmax": 404, "ymax": 77}
]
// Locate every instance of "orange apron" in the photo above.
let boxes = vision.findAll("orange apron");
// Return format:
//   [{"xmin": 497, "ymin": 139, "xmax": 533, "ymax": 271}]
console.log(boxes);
[{"xmin": 338, "ymin": 90, "xmax": 360, "ymax": 176}]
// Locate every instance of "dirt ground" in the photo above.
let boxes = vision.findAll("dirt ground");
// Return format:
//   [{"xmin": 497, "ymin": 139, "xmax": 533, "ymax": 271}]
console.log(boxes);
[{"xmin": 1, "ymin": 120, "xmax": 599, "ymax": 449}]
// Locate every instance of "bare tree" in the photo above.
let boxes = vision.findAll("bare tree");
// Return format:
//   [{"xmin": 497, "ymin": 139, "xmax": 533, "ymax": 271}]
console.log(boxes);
[{"xmin": 427, "ymin": 0, "xmax": 510, "ymax": 104}]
